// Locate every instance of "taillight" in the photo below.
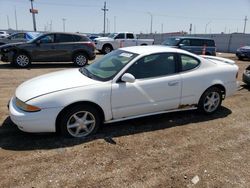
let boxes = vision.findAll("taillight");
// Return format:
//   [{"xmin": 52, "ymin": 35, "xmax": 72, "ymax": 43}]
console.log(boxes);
[
  {"xmin": 85, "ymin": 41, "xmax": 95, "ymax": 49},
  {"xmin": 236, "ymin": 71, "xmax": 238, "ymax": 79}
]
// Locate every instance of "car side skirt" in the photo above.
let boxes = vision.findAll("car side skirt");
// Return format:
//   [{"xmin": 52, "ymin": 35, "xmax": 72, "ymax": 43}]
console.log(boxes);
[{"xmin": 104, "ymin": 107, "xmax": 197, "ymax": 124}]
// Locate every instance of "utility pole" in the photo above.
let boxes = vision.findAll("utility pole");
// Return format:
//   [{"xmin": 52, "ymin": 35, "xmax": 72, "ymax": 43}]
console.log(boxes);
[
  {"xmin": 114, "ymin": 16, "xmax": 116, "ymax": 33},
  {"xmin": 62, "ymin": 18, "xmax": 66, "ymax": 32},
  {"xmin": 161, "ymin": 23, "xmax": 163, "ymax": 33},
  {"xmin": 243, "ymin": 16, "xmax": 248, "ymax": 34},
  {"xmin": 101, "ymin": 2, "xmax": 108, "ymax": 36},
  {"xmin": 189, "ymin": 23, "xmax": 192, "ymax": 34},
  {"xmin": 50, "ymin": 20, "xmax": 52, "ymax": 31},
  {"xmin": 14, "ymin": 6, "xmax": 18, "ymax": 30},
  {"xmin": 30, "ymin": 0, "xmax": 37, "ymax": 31},
  {"xmin": 147, "ymin": 12, "xmax": 153, "ymax": 34},
  {"xmin": 6, "ymin": 15, "xmax": 10, "ymax": 29}
]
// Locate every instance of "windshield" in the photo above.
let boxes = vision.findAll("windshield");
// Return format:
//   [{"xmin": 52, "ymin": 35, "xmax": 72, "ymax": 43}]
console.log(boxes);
[
  {"xmin": 107, "ymin": 33, "xmax": 118, "ymax": 38},
  {"xmin": 80, "ymin": 50, "xmax": 138, "ymax": 81},
  {"xmin": 162, "ymin": 38, "xmax": 180, "ymax": 46}
]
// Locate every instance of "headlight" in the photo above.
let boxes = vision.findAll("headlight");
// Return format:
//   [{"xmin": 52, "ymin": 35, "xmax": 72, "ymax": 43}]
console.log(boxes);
[{"xmin": 15, "ymin": 97, "xmax": 41, "ymax": 112}]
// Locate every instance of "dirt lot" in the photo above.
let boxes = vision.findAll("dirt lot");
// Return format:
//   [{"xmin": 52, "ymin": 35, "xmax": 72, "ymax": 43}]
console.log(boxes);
[{"xmin": 0, "ymin": 53, "xmax": 250, "ymax": 188}]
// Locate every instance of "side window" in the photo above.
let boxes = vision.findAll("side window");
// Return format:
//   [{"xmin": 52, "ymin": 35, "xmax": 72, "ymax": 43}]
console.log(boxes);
[
  {"xmin": 126, "ymin": 53, "xmax": 176, "ymax": 79},
  {"xmin": 179, "ymin": 39, "xmax": 190, "ymax": 46},
  {"xmin": 191, "ymin": 39, "xmax": 203, "ymax": 46},
  {"xmin": 74, "ymin": 35, "xmax": 88, "ymax": 42},
  {"xmin": 115, "ymin": 33, "xmax": 125, "ymax": 39},
  {"xmin": 39, "ymin": 34, "xmax": 54, "ymax": 43},
  {"xmin": 181, "ymin": 55, "xmax": 200, "ymax": 72},
  {"xmin": 204, "ymin": 40, "xmax": 215, "ymax": 47},
  {"xmin": 126, "ymin": 33, "xmax": 134, "ymax": 39},
  {"xmin": 11, "ymin": 33, "xmax": 25, "ymax": 39},
  {"xmin": 56, "ymin": 34, "xmax": 75, "ymax": 43}
]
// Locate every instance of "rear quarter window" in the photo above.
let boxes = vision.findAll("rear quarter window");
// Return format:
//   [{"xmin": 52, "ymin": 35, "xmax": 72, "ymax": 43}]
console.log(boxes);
[{"xmin": 180, "ymin": 54, "xmax": 200, "ymax": 72}]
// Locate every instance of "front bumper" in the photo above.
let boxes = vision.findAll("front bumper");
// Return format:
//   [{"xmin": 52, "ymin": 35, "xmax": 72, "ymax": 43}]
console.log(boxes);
[
  {"xmin": 9, "ymin": 97, "xmax": 63, "ymax": 133},
  {"xmin": 236, "ymin": 51, "xmax": 250, "ymax": 58},
  {"xmin": 243, "ymin": 71, "xmax": 250, "ymax": 85},
  {"xmin": 0, "ymin": 51, "xmax": 14, "ymax": 62}
]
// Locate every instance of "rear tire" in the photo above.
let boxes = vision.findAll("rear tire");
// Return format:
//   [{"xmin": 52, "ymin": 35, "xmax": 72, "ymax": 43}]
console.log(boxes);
[
  {"xmin": 73, "ymin": 53, "xmax": 88, "ymax": 67},
  {"xmin": 198, "ymin": 87, "xmax": 222, "ymax": 114},
  {"xmin": 13, "ymin": 53, "xmax": 31, "ymax": 68},
  {"xmin": 60, "ymin": 104, "xmax": 100, "ymax": 138}
]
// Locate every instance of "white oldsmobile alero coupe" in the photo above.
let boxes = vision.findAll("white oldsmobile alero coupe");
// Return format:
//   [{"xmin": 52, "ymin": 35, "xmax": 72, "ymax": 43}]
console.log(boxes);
[{"xmin": 9, "ymin": 46, "xmax": 239, "ymax": 138}]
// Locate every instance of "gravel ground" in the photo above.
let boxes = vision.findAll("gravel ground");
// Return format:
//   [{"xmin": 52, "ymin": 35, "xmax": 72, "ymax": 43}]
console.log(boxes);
[{"xmin": 0, "ymin": 53, "xmax": 250, "ymax": 188}]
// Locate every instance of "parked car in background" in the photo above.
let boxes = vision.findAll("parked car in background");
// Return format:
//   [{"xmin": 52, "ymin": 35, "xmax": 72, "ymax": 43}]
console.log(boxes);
[
  {"xmin": 236, "ymin": 46, "xmax": 250, "ymax": 60},
  {"xmin": 243, "ymin": 65, "xmax": 250, "ymax": 85},
  {"xmin": 8, "ymin": 46, "xmax": 238, "ymax": 138},
  {"xmin": 162, "ymin": 37, "xmax": 216, "ymax": 56},
  {"xmin": 94, "ymin": 32, "xmax": 154, "ymax": 54},
  {"xmin": 0, "ymin": 32, "xmax": 96, "ymax": 68},
  {"xmin": 88, "ymin": 34, "xmax": 101, "ymax": 41},
  {"xmin": 0, "ymin": 32, "xmax": 41, "ymax": 46},
  {"xmin": 0, "ymin": 31, "xmax": 9, "ymax": 38}
]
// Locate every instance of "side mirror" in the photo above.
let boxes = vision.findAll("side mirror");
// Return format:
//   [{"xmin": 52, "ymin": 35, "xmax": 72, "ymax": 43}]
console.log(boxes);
[
  {"xmin": 35, "ymin": 40, "xmax": 41, "ymax": 45},
  {"xmin": 121, "ymin": 73, "xmax": 135, "ymax": 83}
]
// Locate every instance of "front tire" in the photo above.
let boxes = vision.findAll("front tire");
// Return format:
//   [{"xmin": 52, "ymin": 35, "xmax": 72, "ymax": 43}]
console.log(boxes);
[
  {"xmin": 102, "ymin": 44, "xmax": 113, "ymax": 54},
  {"xmin": 198, "ymin": 87, "xmax": 222, "ymax": 114},
  {"xmin": 60, "ymin": 104, "xmax": 100, "ymax": 138},
  {"xmin": 73, "ymin": 53, "xmax": 88, "ymax": 67},
  {"xmin": 13, "ymin": 53, "xmax": 31, "ymax": 68}
]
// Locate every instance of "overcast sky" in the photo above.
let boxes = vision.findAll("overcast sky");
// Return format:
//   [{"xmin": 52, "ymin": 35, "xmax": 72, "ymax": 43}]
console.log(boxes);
[{"xmin": 0, "ymin": 0, "xmax": 250, "ymax": 34}]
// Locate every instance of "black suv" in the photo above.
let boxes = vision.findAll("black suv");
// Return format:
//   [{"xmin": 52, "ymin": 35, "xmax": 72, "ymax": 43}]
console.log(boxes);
[
  {"xmin": 0, "ymin": 32, "xmax": 96, "ymax": 68},
  {"xmin": 162, "ymin": 37, "xmax": 216, "ymax": 56}
]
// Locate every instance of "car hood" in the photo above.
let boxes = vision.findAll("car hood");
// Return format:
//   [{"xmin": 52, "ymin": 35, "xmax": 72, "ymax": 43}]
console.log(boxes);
[
  {"xmin": 239, "ymin": 46, "xmax": 250, "ymax": 50},
  {"xmin": 16, "ymin": 69, "xmax": 101, "ymax": 102},
  {"xmin": 0, "ymin": 42, "xmax": 26, "ymax": 49}
]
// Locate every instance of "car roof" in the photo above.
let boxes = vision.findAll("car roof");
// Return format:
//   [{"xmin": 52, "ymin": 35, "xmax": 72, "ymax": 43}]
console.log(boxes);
[
  {"xmin": 120, "ymin": 45, "xmax": 198, "ymax": 57},
  {"xmin": 44, "ymin": 32, "xmax": 87, "ymax": 37},
  {"xmin": 168, "ymin": 36, "xmax": 214, "ymax": 40}
]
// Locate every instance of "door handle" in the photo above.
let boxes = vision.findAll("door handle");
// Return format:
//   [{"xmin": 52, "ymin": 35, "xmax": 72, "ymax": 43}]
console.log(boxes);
[{"xmin": 168, "ymin": 81, "xmax": 179, "ymax": 86}]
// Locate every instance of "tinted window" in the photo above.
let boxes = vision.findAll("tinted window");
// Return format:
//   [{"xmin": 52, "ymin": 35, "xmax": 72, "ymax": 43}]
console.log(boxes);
[
  {"xmin": 127, "ymin": 33, "xmax": 134, "ymax": 39},
  {"xmin": 56, "ymin": 34, "xmax": 75, "ymax": 42},
  {"xmin": 179, "ymin": 39, "xmax": 190, "ymax": 46},
  {"xmin": 180, "ymin": 55, "xmax": 200, "ymax": 71},
  {"xmin": 162, "ymin": 38, "xmax": 180, "ymax": 46},
  {"xmin": 11, "ymin": 33, "xmax": 25, "ymax": 39},
  {"xmin": 126, "ymin": 53, "xmax": 176, "ymax": 79},
  {"xmin": 115, "ymin": 33, "xmax": 125, "ymax": 39},
  {"xmin": 39, "ymin": 34, "xmax": 54, "ymax": 43},
  {"xmin": 204, "ymin": 40, "xmax": 215, "ymax": 47},
  {"xmin": 74, "ymin": 35, "xmax": 88, "ymax": 42},
  {"xmin": 190, "ymin": 39, "xmax": 203, "ymax": 46}
]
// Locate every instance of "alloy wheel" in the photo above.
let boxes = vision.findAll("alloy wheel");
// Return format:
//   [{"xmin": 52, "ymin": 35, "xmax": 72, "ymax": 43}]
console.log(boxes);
[{"xmin": 66, "ymin": 111, "xmax": 96, "ymax": 137}]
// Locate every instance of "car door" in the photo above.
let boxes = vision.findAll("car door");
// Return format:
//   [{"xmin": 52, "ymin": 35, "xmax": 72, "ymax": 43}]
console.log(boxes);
[
  {"xmin": 123, "ymin": 33, "xmax": 137, "ymax": 47},
  {"xmin": 31, "ymin": 34, "xmax": 57, "ymax": 61},
  {"xmin": 178, "ymin": 54, "xmax": 202, "ymax": 105},
  {"xmin": 111, "ymin": 53, "xmax": 182, "ymax": 119},
  {"xmin": 53, "ymin": 34, "xmax": 75, "ymax": 61}
]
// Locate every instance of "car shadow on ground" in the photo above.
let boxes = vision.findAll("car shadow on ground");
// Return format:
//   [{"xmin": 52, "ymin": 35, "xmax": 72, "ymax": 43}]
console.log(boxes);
[
  {"xmin": 0, "ymin": 62, "xmax": 80, "ymax": 69},
  {"xmin": 0, "ymin": 107, "xmax": 232, "ymax": 151}
]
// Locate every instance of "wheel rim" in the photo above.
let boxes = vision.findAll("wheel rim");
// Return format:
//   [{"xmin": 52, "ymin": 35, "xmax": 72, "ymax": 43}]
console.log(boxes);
[
  {"xmin": 203, "ymin": 91, "xmax": 220, "ymax": 112},
  {"xmin": 66, "ymin": 111, "xmax": 96, "ymax": 137},
  {"xmin": 16, "ymin": 55, "xmax": 29, "ymax": 67},
  {"xmin": 75, "ymin": 55, "xmax": 87, "ymax": 66},
  {"xmin": 104, "ymin": 46, "xmax": 111, "ymax": 53}
]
